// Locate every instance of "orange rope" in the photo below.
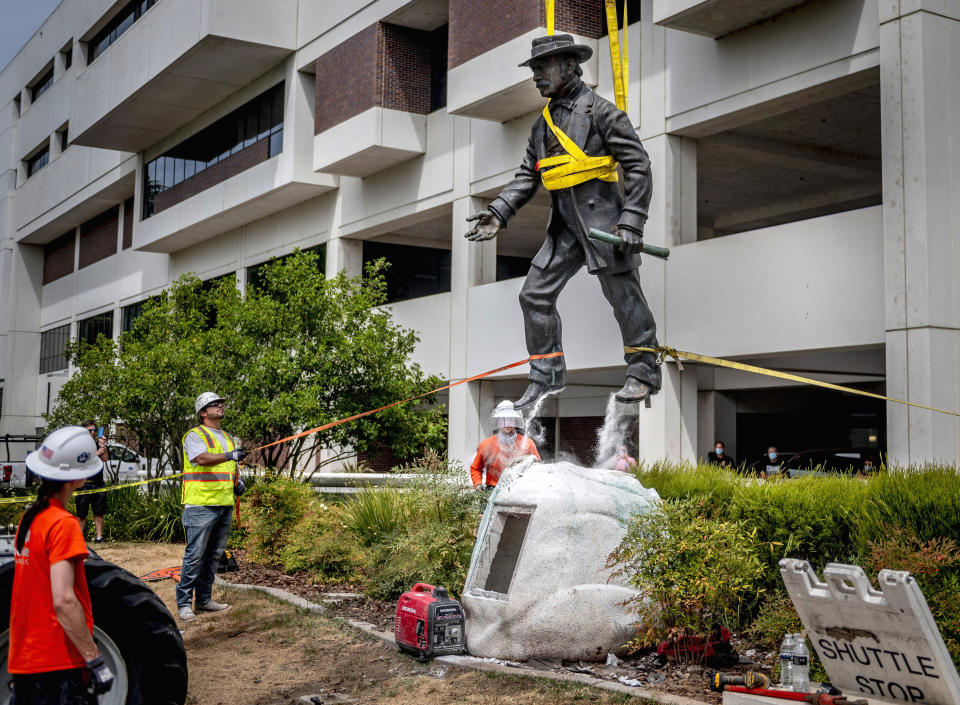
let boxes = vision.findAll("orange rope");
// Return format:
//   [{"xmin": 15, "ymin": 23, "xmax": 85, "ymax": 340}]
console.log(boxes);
[{"xmin": 248, "ymin": 352, "xmax": 564, "ymax": 452}]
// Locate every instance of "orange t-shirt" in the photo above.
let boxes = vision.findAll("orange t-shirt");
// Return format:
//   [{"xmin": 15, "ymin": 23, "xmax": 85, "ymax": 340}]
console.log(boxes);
[
  {"xmin": 9, "ymin": 498, "xmax": 92, "ymax": 674},
  {"xmin": 470, "ymin": 434, "xmax": 540, "ymax": 488}
]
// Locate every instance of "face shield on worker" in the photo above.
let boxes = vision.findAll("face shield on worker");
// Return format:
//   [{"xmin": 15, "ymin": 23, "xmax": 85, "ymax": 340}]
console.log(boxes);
[{"xmin": 492, "ymin": 400, "xmax": 524, "ymax": 447}]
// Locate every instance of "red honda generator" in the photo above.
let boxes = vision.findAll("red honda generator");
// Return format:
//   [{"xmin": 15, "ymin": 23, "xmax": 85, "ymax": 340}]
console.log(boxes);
[{"xmin": 394, "ymin": 583, "xmax": 466, "ymax": 660}]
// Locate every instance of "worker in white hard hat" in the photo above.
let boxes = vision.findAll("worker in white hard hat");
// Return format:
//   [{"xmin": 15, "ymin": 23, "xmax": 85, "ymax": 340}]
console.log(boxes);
[
  {"xmin": 469, "ymin": 401, "xmax": 540, "ymax": 490},
  {"xmin": 9, "ymin": 426, "xmax": 115, "ymax": 703},
  {"xmin": 176, "ymin": 391, "xmax": 247, "ymax": 623}
]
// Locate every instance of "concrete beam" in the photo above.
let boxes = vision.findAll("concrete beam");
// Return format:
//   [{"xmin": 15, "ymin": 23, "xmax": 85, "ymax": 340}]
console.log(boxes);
[
  {"xmin": 712, "ymin": 182, "xmax": 882, "ymax": 232},
  {"xmin": 703, "ymin": 133, "xmax": 882, "ymax": 180}
]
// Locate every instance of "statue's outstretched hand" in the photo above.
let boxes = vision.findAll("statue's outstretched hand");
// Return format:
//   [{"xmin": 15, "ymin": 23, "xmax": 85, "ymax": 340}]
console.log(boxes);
[
  {"xmin": 617, "ymin": 227, "xmax": 643, "ymax": 255},
  {"xmin": 465, "ymin": 210, "xmax": 502, "ymax": 241}
]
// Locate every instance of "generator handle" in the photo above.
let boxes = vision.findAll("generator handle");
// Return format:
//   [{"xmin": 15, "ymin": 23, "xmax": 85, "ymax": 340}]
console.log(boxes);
[{"xmin": 412, "ymin": 583, "xmax": 435, "ymax": 593}]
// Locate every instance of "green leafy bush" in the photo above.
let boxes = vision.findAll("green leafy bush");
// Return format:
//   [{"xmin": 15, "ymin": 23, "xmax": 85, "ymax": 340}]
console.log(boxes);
[
  {"xmin": 339, "ymin": 486, "xmax": 416, "ymax": 547},
  {"xmin": 244, "ymin": 475, "xmax": 315, "ymax": 563},
  {"xmin": 279, "ymin": 504, "xmax": 367, "ymax": 584},
  {"xmin": 609, "ymin": 498, "xmax": 767, "ymax": 659}
]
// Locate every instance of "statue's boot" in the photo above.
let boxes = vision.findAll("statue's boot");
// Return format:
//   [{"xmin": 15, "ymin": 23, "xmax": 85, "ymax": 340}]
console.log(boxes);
[
  {"xmin": 515, "ymin": 380, "xmax": 565, "ymax": 411},
  {"xmin": 614, "ymin": 376, "xmax": 653, "ymax": 404}
]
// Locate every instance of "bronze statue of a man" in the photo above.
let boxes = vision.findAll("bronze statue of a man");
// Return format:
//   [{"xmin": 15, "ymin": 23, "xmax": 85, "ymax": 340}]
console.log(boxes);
[{"xmin": 466, "ymin": 34, "xmax": 661, "ymax": 410}]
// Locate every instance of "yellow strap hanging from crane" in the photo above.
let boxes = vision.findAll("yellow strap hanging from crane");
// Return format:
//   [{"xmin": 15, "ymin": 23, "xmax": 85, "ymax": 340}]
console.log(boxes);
[
  {"xmin": 546, "ymin": 0, "xmax": 555, "ymax": 34},
  {"xmin": 604, "ymin": 0, "xmax": 628, "ymax": 112}
]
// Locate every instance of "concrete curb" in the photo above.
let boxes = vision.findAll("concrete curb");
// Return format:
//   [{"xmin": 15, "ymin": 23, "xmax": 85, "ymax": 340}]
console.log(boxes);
[{"xmin": 216, "ymin": 579, "xmax": 713, "ymax": 705}]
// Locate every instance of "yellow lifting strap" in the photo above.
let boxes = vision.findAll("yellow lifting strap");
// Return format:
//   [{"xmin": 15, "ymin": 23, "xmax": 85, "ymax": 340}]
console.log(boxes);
[
  {"xmin": 538, "ymin": 105, "xmax": 619, "ymax": 190},
  {"xmin": 536, "ymin": 0, "xmax": 629, "ymax": 191}
]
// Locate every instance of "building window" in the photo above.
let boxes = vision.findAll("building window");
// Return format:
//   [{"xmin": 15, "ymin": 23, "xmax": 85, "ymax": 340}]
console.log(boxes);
[
  {"xmin": 121, "ymin": 301, "xmax": 144, "ymax": 332},
  {"xmin": 30, "ymin": 67, "xmax": 54, "ymax": 103},
  {"xmin": 246, "ymin": 244, "xmax": 326, "ymax": 292},
  {"xmin": 87, "ymin": 0, "xmax": 160, "ymax": 64},
  {"xmin": 40, "ymin": 325, "xmax": 70, "ymax": 373},
  {"xmin": 26, "ymin": 144, "xmax": 50, "ymax": 178},
  {"xmin": 78, "ymin": 312, "xmax": 114, "ymax": 345},
  {"xmin": 429, "ymin": 26, "xmax": 448, "ymax": 112},
  {"xmin": 61, "ymin": 43, "xmax": 73, "ymax": 70},
  {"xmin": 142, "ymin": 82, "xmax": 284, "ymax": 218},
  {"xmin": 496, "ymin": 255, "xmax": 531, "ymax": 281},
  {"xmin": 12, "ymin": 94, "xmax": 21, "ymax": 117},
  {"xmin": 57, "ymin": 126, "xmax": 69, "ymax": 152},
  {"xmin": 362, "ymin": 242, "xmax": 451, "ymax": 304}
]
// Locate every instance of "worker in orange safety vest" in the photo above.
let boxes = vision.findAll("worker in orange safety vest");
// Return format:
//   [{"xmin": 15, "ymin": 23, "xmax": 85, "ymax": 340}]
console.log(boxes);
[{"xmin": 470, "ymin": 401, "xmax": 540, "ymax": 490}]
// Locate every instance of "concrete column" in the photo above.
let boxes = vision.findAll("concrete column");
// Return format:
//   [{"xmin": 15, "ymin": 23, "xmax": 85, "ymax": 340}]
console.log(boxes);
[
  {"xmin": 880, "ymin": 5, "xmax": 960, "ymax": 466},
  {"xmin": 637, "ymin": 363, "xmax": 698, "ymax": 463},
  {"xmin": 0, "ymin": 243, "xmax": 43, "ymax": 435},
  {"xmin": 325, "ymin": 234, "xmax": 362, "ymax": 279},
  {"xmin": 447, "ymin": 195, "xmax": 496, "ymax": 466}
]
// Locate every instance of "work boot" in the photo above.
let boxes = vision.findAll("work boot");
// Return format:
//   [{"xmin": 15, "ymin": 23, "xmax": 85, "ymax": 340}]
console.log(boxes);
[
  {"xmin": 614, "ymin": 376, "xmax": 653, "ymax": 404},
  {"xmin": 196, "ymin": 600, "xmax": 231, "ymax": 612},
  {"xmin": 515, "ymin": 380, "xmax": 565, "ymax": 411},
  {"xmin": 178, "ymin": 606, "xmax": 196, "ymax": 622}
]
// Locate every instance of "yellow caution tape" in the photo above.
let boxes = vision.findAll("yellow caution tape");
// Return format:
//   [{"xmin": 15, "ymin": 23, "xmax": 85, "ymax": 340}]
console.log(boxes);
[
  {"xmin": 546, "ymin": 0, "xmax": 555, "ymax": 34},
  {"xmin": 0, "ymin": 472, "xmax": 188, "ymax": 506},
  {"xmin": 605, "ymin": 0, "xmax": 628, "ymax": 112},
  {"xmin": 625, "ymin": 345, "xmax": 960, "ymax": 417}
]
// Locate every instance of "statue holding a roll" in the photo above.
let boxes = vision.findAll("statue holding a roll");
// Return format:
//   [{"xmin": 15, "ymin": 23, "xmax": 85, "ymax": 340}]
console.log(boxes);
[{"xmin": 465, "ymin": 33, "xmax": 661, "ymax": 410}]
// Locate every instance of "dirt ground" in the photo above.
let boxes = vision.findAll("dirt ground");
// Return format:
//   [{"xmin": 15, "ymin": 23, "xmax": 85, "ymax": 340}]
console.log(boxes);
[{"xmin": 98, "ymin": 543, "xmax": 677, "ymax": 705}]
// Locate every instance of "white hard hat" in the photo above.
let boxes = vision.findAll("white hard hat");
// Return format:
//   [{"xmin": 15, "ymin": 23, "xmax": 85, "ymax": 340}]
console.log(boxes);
[
  {"xmin": 25, "ymin": 426, "xmax": 104, "ymax": 481},
  {"xmin": 195, "ymin": 391, "xmax": 226, "ymax": 415},
  {"xmin": 492, "ymin": 400, "xmax": 524, "ymax": 429}
]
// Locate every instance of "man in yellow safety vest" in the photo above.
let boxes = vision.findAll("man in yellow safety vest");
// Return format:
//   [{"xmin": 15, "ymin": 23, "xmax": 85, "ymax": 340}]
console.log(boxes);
[
  {"xmin": 465, "ymin": 33, "xmax": 660, "ymax": 411},
  {"xmin": 176, "ymin": 391, "xmax": 246, "ymax": 622}
]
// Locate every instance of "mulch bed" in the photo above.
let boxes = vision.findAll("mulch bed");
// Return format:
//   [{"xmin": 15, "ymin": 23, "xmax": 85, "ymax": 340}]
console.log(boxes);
[{"xmin": 225, "ymin": 550, "xmax": 778, "ymax": 704}]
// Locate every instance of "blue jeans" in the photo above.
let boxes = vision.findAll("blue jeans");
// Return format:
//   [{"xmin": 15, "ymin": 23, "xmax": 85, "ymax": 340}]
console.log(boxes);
[{"xmin": 176, "ymin": 504, "xmax": 232, "ymax": 609}]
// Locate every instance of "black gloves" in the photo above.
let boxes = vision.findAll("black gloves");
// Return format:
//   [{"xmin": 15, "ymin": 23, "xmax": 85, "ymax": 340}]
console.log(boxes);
[
  {"xmin": 86, "ymin": 655, "xmax": 115, "ymax": 695},
  {"xmin": 234, "ymin": 478, "xmax": 246, "ymax": 497},
  {"xmin": 224, "ymin": 449, "xmax": 247, "ymax": 462}
]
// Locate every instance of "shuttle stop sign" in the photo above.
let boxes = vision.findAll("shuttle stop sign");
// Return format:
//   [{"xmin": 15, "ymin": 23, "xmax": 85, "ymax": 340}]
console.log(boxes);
[{"xmin": 780, "ymin": 560, "xmax": 960, "ymax": 705}]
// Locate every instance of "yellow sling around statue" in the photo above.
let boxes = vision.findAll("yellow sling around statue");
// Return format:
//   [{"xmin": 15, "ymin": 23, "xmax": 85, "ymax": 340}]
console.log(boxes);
[{"xmin": 536, "ymin": 0, "xmax": 629, "ymax": 191}]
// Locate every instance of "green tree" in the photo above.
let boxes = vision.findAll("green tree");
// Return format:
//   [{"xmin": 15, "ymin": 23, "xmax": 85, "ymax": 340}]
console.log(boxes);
[{"xmin": 47, "ymin": 249, "xmax": 446, "ymax": 478}]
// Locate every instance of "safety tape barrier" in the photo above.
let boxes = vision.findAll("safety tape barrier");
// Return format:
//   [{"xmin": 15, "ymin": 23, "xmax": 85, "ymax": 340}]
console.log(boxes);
[
  {"xmin": 625, "ymin": 345, "xmax": 960, "ymax": 418},
  {"xmin": 249, "ymin": 352, "xmax": 565, "ymax": 452},
  {"xmin": 0, "ymin": 472, "xmax": 187, "ymax": 506}
]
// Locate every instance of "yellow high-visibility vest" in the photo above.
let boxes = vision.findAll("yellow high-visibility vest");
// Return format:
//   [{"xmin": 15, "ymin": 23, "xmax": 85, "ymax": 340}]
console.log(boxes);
[{"xmin": 181, "ymin": 426, "xmax": 236, "ymax": 506}]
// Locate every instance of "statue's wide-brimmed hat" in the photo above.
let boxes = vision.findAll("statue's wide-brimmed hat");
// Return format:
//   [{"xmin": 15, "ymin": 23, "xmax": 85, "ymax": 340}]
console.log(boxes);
[{"xmin": 519, "ymin": 33, "xmax": 593, "ymax": 67}]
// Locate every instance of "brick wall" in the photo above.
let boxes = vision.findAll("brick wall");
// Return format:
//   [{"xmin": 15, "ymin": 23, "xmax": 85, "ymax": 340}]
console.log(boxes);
[
  {"xmin": 315, "ymin": 23, "xmax": 441, "ymax": 135},
  {"xmin": 43, "ymin": 230, "xmax": 75, "ymax": 284},
  {"xmin": 448, "ymin": 0, "xmax": 603, "ymax": 69},
  {"xmin": 122, "ymin": 196, "xmax": 134, "ymax": 250},
  {"xmin": 357, "ymin": 444, "xmax": 405, "ymax": 473},
  {"xmin": 152, "ymin": 138, "xmax": 270, "ymax": 216},
  {"xmin": 79, "ymin": 206, "xmax": 119, "ymax": 269}
]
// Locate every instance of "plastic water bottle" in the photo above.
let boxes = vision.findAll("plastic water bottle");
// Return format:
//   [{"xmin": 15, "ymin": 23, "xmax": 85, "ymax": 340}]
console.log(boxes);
[
  {"xmin": 779, "ymin": 633, "xmax": 795, "ymax": 690},
  {"xmin": 793, "ymin": 637, "xmax": 810, "ymax": 693}
]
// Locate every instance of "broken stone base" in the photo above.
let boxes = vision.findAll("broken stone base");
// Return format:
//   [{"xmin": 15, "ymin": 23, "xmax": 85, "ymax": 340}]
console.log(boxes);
[{"xmin": 461, "ymin": 458, "xmax": 659, "ymax": 662}]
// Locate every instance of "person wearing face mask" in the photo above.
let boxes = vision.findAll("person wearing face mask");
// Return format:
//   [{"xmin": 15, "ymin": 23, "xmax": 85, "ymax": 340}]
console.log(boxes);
[
  {"xmin": 763, "ymin": 446, "xmax": 782, "ymax": 477},
  {"xmin": 706, "ymin": 441, "xmax": 736, "ymax": 469},
  {"xmin": 612, "ymin": 445, "xmax": 636, "ymax": 472},
  {"xmin": 470, "ymin": 401, "xmax": 540, "ymax": 490}
]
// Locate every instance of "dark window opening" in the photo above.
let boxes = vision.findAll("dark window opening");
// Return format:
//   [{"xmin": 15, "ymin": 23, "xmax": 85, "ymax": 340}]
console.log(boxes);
[
  {"xmin": 246, "ymin": 244, "xmax": 326, "ymax": 292},
  {"xmin": 30, "ymin": 67, "xmax": 54, "ymax": 103},
  {"xmin": 26, "ymin": 144, "xmax": 50, "ymax": 177},
  {"xmin": 78, "ymin": 312, "xmax": 114, "ymax": 346},
  {"xmin": 88, "ymin": 0, "xmax": 159, "ymax": 64},
  {"xmin": 58, "ymin": 127, "xmax": 69, "ymax": 152},
  {"xmin": 496, "ymin": 255, "xmax": 531, "ymax": 281},
  {"xmin": 142, "ymin": 82, "xmax": 284, "ymax": 218},
  {"xmin": 362, "ymin": 241, "xmax": 451, "ymax": 303},
  {"xmin": 40, "ymin": 325, "xmax": 70, "ymax": 373},
  {"xmin": 61, "ymin": 45, "xmax": 73, "ymax": 70},
  {"xmin": 12, "ymin": 94, "xmax": 21, "ymax": 118},
  {"xmin": 121, "ymin": 301, "xmax": 144, "ymax": 333},
  {"xmin": 483, "ymin": 513, "xmax": 531, "ymax": 594},
  {"xmin": 429, "ymin": 25, "xmax": 448, "ymax": 112},
  {"xmin": 122, "ymin": 196, "xmax": 134, "ymax": 249}
]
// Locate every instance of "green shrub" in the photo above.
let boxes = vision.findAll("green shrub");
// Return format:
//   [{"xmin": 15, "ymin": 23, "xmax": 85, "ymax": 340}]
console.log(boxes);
[
  {"xmin": 279, "ymin": 503, "xmax": 368, "ymax": 584},
  {"xmin": 244, "ymin": 475, "xmax": 315, "ymax": 563},
  {"xmin": 609, "ymin": 498, "xmax": 767, "ymax": 660},
  {"xmin": 340, "ymin": 486, "xmax": 416, "ymax": 546}
]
